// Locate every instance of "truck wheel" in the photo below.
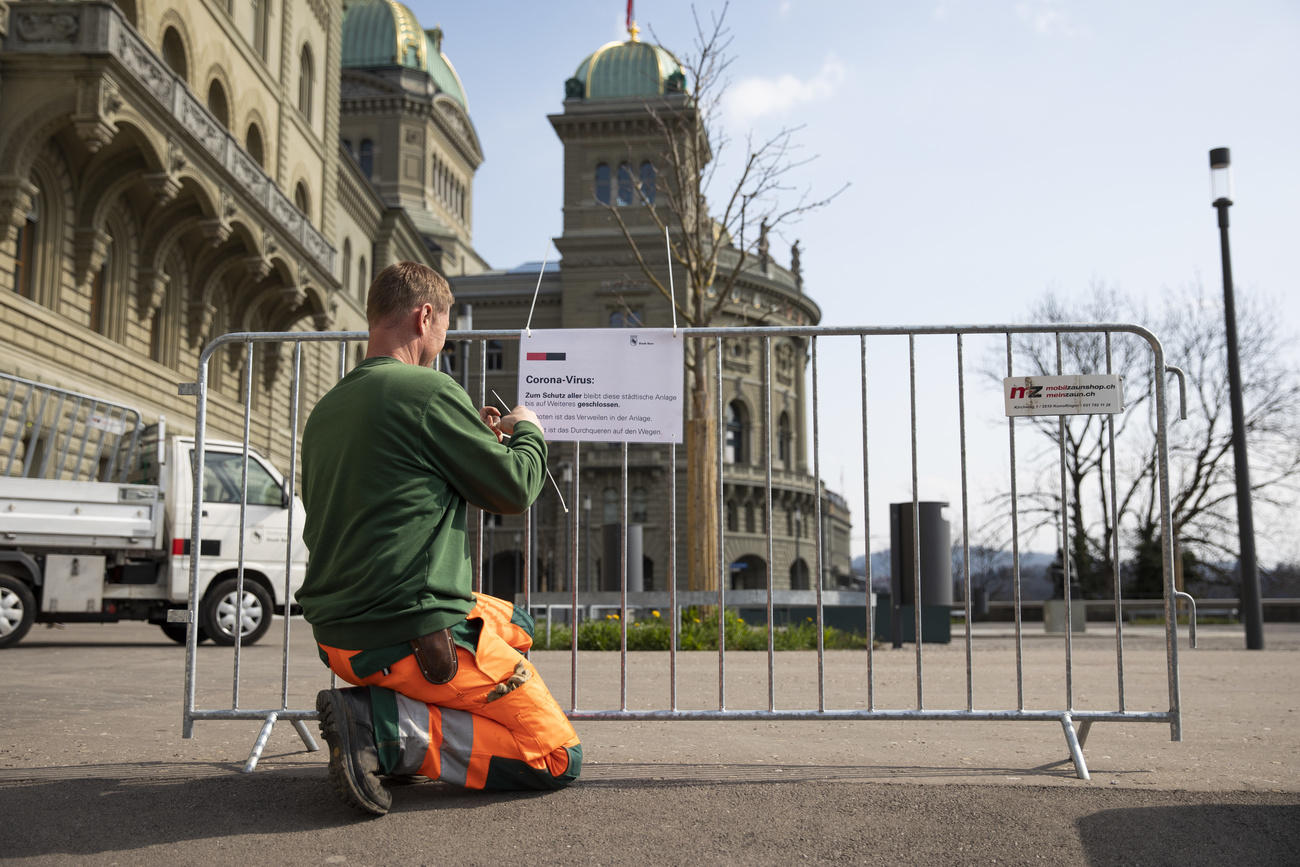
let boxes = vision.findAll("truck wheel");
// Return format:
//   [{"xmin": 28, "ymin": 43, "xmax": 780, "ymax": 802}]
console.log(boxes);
[
  {"xmin": 0, "ymin": 574, "xmax": 36, "ymax": 649},
  {"xmin": 160, "ymin": 621, "xmax": 209, "ymax": 645},
  {"xmin": 201, "ymin": 578, "xmax": 274, "ymax": 646}
]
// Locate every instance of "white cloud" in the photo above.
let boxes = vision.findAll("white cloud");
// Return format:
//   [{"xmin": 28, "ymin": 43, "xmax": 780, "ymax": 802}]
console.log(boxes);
[
  {"xmin": 723, "ymin": 55, "xmax": 847, "ymax": 127},
  {"xmin": 1016, "ymin": 0, "xmax": 1084, "ymax": 36}
]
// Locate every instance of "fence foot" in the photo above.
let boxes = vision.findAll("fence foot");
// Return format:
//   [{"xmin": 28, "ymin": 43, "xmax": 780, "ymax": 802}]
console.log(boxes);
[
  {"xmin": 241, "ymin": 711, "xmax": 279, "ymax": 774},
  {"xmin": 293, "ymin": 717, "xmax": 320, "ymax": 752},
  {"xmin": 1061, "ymin": 714, "xmax": 1091, "ymax": 780}
]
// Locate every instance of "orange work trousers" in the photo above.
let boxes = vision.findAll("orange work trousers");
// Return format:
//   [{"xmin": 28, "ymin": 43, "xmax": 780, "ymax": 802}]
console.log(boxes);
[{"xmin": 318, "ymin": 593, "xmax": 580, "ymax": 791}]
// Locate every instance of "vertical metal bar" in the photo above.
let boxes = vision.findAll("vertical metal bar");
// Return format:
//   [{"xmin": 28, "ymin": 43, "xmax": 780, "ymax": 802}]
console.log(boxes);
[
  {"xmin": 1056, "ymin": 333, "xmax": 1074, "ymax": 711},
  {"xmin": 1151, "ymin": 339, "xmax": 1183, "ymax": 741},
  {"xmin": 232, "ymin": 340, "xmax": 255, "ymax": 709},
  {"xmin": 716, "ymin": 336, "xmax": 725, "ymax": 710},
  {"xmin": 37, "ymin": 391, "xmax": 68, "ymax": 478},
  {"xmin": 763, "ymin": 336, "xmax": 775, "ymax": 712},
  {"xmin": 71, "ymin": 400, "xmax": 99, "ymax": 481},
  {"xmin": 337, "ymin": 340, "xmax": 347, "ymax": 380},
  {"xmin": 860, "ymin": 335, "xmax": 874, "ymax": 711},
  {"xmin": 1006, "ymin": 334, "xmax": 1025, "ymax": 710},
  {"xmin": 811, "ymin": 335, "xmax": 825, "ymax": 712},
  {"xmin": 183, "ymin": 354, "xmax": 214, "ymax": 739},
  {"xmin": 0, "ymin": 382, "xmax": 21, "ymax": 474},
  {"xmin": 1105, "ymin": 333, "xmax": 1126, "ymax": 711},
  {"xmin": 669, "ymin": 438, "xmax": 678, "ymax": 712},
  {"xmin": 619, "ymin": 441, "xmax": 629, "ymax": 712},
  {"xmin": 116, "ymin": 406, "xmax": 143, "ymax": 483},
  {"xmin": 475, "ymin": 338, "xmax": 486, "ymax": 594},
  {"xmin": 957, "ymin": 334, "xmax": 973, "ymax": 711},
  {"xmin": 909, "ymin": 335, "xmax": 923, "ymax": 710},
  {"xmin": 85, "ymin": 403, "xmax": 112, "ymax": 482},
  {"xmin": 4, "ymin": 383, "xmax": 34, "ymax": 475},
  {"xmin": 53, "ymin": 396, "xmax": 84, "ymax": 480},
  {"xmin": 570, "ymin": 443, "xmax": 580, "ymax": 711},
  {"xmin": 20, "ymin": 387, "xmax": 50, "ymax": 478},
  {"xmin": 281, "ymin": 342, "xmax": 302, "ymax": 710}
]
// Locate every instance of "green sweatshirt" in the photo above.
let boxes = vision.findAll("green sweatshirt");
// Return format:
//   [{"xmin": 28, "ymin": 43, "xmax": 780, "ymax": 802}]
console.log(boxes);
[{"xmin": 297, "ymin": 356, "xmax": 547, "ymax": 649}]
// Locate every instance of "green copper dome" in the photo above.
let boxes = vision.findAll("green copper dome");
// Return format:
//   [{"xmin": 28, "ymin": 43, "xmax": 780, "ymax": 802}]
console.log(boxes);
[
  {"xmin": 566, "ymin": 38, "xmax": 688, "ymax": 100},
  {"xmin": 342, "ymin": 0, "xmax": 468, "ymax": 108}
]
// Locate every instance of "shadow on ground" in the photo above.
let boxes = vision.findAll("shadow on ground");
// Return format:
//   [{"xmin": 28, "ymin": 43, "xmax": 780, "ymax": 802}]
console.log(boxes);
[{"xmin": 1076, "ymin": 803, "xmax": 1300, "ymax": 866}]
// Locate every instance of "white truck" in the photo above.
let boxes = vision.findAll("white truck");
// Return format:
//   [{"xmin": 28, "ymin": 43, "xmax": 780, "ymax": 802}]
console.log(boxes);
[{"xmin": 0, "ymin": 372, "xmax": 306, "ymax": 648}]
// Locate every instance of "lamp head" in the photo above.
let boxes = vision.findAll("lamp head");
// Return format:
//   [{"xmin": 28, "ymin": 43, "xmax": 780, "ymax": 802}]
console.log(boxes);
[{"xmin": 1209, "ymin": 147, "xmax": 1233, "ymax": 205}]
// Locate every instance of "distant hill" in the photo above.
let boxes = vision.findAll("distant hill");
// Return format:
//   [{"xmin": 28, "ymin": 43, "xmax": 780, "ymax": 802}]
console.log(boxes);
[{"xmin": 852, "ymin": 547, "xmax": 1056, "ymax": 601}]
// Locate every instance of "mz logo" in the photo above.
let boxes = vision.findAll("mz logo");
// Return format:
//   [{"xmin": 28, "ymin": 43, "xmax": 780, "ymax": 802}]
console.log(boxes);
[
  {"xmin": 630, "ymin": 335, "xmax": 638, "ymax": 345},
  {"xmin": 1009, "ymin": 385, "xmax": 1044, "ymax": 399}
]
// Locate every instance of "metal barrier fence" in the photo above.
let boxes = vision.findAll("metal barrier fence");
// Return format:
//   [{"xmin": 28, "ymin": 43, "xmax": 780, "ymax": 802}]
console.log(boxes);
[
  {"xmin": 181, "ymin": 323, "xmax": 1191, "ymax": 779},
  {"xmin": 1, "ymin": 371, "xmax": 145, "ymax": 482}
]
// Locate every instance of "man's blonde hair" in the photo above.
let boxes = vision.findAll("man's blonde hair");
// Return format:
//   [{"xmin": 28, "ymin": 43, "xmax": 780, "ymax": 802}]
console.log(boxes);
[{"xmin": 365, "ymin": 261, "xmax": 454, "ymax": 327}]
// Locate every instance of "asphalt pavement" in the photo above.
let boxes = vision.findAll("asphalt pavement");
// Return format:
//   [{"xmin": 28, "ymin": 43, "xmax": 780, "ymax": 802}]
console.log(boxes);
[{"xmin": 0, "ymin": 620, "xmax": 1296, "ymax": 864}]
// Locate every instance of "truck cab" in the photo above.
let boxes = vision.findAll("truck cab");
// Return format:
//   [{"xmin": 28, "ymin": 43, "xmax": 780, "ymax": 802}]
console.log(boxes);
[{"xmin": 0, "ymin": 372, "xmax": 305, "ymax": 648}]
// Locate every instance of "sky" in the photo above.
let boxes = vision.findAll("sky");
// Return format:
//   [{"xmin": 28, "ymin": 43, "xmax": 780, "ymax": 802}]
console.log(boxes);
[{"xmin": 406, "ymin": 0, "xmax": 1300, "ymax": 562}]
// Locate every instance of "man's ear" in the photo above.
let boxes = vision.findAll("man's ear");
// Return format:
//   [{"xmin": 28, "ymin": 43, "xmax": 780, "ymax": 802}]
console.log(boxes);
[{"xmin": 413, "ymin": 303, "xmax": 432, "ymax": 334}]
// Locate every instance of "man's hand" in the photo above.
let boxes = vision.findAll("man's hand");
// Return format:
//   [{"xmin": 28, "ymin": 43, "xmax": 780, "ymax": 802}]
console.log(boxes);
[{"xmin": 479, "ymin": 404, "xmax": 544, "ymax": 441}]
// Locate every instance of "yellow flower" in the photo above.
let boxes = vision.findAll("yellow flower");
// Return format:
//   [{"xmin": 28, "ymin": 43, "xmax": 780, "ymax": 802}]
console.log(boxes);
[
  {"xmin": 651, "ymin": 610, "xmax": 661, "ymax": 618},
  {"xmin": 693, "ymin": 617, "xmax": 701, "ymax": 624}
]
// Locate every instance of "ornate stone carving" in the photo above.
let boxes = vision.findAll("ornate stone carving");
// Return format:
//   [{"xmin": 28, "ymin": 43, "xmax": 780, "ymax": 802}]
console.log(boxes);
[
  {"xmin": 181, "ymin": 96, "xmax": 228, "ymax": 161},
  {"xmin": 142, "ymin": 172, "xmax": 182, "ymax": 207},
  {"xmin": 167, "ymin": 139, "xmax": 187, "ymax": 174},
  {"xmin": 0, "ymin": 3, "xmax": 10, "ymax": 39},
  {"xmin": 116, "ymin": 29, "xmax": 172, "ymax": 102},
  {"xmin": 197, "ymin": 216, "xmax": 231, "ymax": 247},
  {"xmin": 73, "ymin": 226, "xmax": 111, "ymax": 288},
  {"xmin": 0, "ymin": 176, "xmax": 38, "ymax": 243},
  {"xmin": 312, "ymin": 307, "xmax": 333, "ymax": 332},
  {"xmin": 15, "ymin": 11, "xmax": 78, "ymax": 43},
  {"xmin": 136, "ymin": 268, "xmax": 170, "ymax": 318},
  {"xmin": 244, "ymin": 255, "xmax": 271, "ymax": 282},
  {"xmin": 72, "ymin": 75, "xmax": 120, "ymax": 153},
  {"xmin": 280, "ymin": 285, "xmax": 307, "ymax": 310},
  {"xmin": 187, "ymin": 301, "xmax": 216, "ymax": 347}
]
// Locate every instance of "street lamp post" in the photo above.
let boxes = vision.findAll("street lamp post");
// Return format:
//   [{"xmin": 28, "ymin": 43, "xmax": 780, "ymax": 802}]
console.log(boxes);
[{"xmin": 1209, "ymin": 147, "xmax": 1264, "ymax": 650}]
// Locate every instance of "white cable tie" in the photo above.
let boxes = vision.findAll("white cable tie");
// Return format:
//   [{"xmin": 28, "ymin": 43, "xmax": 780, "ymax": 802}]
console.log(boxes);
[
  {"xmin": 665, "ymin": 226, "xmax": 678, "ymax": 336},
  {"xmin": 524, "ymin": 251, "xmax": 548, "ymax": 338}
]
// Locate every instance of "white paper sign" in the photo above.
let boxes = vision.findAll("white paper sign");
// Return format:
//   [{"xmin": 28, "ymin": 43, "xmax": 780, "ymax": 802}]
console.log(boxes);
[
  {"xmin": 1003, "ymin": 375, "xmax": 1124, "ymax": 417},
  {"xmin": 516, "ymin": 328, "xmax": 684, "ymax": 443}
]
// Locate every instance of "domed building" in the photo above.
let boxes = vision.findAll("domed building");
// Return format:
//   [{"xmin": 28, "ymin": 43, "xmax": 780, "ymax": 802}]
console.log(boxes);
[
  {"xmin": 338, "ymin": 0, "xmax": 487, "ymax": 278},
  {"xmin": 450, "ymin": 24, "xmax": 853, "ymax": 597}
]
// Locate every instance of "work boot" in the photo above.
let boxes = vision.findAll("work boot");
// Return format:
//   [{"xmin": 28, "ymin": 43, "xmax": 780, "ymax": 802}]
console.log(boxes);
[{"xmin": 316, "ymin": 688, "xmax": 392, "ymax": 816}]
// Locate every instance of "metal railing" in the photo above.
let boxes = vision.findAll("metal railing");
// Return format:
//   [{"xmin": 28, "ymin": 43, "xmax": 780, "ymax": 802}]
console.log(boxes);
[
  {"xmin": 0, "ymin": 371, "xmax": 145, "ymax": 482},
  {"xmin": 180, "ymin": 323, "xmax": 1189, "ymax": 780}
]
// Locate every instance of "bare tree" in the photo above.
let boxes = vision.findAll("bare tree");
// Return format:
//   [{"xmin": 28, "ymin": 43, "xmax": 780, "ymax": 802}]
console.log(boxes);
[
  {"xmin": 990, "ymin": 283, "xmax": 1300, "ymax": 598},
  {"xmin": 601, "ymin": 3, "xmax": 846, "ymax": 591}
]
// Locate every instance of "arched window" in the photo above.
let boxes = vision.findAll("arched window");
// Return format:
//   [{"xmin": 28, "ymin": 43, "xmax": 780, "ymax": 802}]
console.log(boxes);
[
  {"xmin": 486, "ymin": 339, "xmax": 503, "ymax": 371},
  {"xmin": 359, "ymin": 139, "xmax": 374, "ymax": 178},
  {"xmin": 297, "ymin": 44, "xmax": 314, "ymax": 119},
  {"xmin": 726, "ymin": 501, "xmax": 738, "ymax": 533},
  {"xmin": 246, "ymin": 123, "xmax": 264, "ymax": 166},
  {"xmin": 13, "ymin": 193, "xmax": 39, "ymax": 300},
  {"xmin": 89, "ymin": 235, "xmax": 113, "ymax": 335},
  {"xmin": 602, "ymin": 487, "xmax": 619, "ymax": 524},
  {"xmin": 594, "ymin": 163, "xmax": 610, "ymax": 205},
  {"xmin": 639, "ymin": 161, "xmax": 656, "ymax": 204},
  {"xmin": 789, "ymin": 559, "xmax": 809, "ymax": 590},
  {"xmin": 725, "ymin": 400, "xmax": 749, "ymax": 464},
  {"xmin": 631, "ymin": 487, "xmax": 648, "ymax": 523},
  {"xmin": 357, "ymin": 255, "xmax": 367, "ymax": 300},
  {"xmin": 294, "ymin": 181, "xmax": 310, "ymax": 216},
  {"xmin": 341, "ymin": 239, "xmax": 352, "ymax": 298},
  {"xmin": 207, "ymin": 79, "xmax": 230, "ymax": 128},
  {"xmin": 777, "ymin": 411, "xmax": 792, "ymax": 468},
  {"xmin": 616, "ymin": 162, "xmax": 633, "ymax": 206},
  {"xmin": 161, "ymin": 27, "xmax": 187, "ymax": 80},
  {"xmin": 744, "ymin": 503, "xmax": 755, "ymax": 534}
]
